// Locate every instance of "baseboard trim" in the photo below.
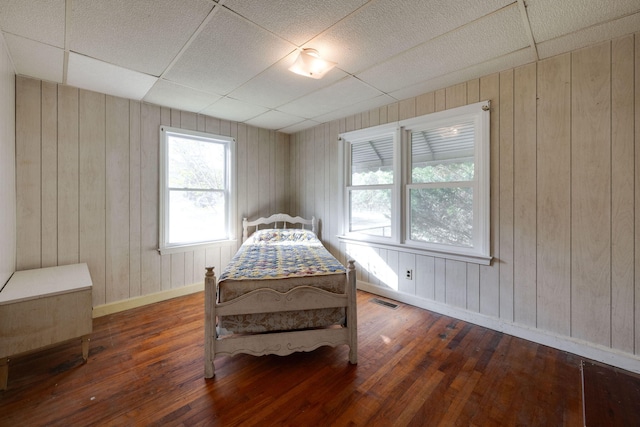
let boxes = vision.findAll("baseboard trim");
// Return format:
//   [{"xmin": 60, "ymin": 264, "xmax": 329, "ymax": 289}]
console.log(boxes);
[
  {"xmin": 357, "ymin": 281, "xmax": 640, "ymax": 375},
  {"xmin": 92, "ymin": 283, "xmax": 204, "ymax": 318}
]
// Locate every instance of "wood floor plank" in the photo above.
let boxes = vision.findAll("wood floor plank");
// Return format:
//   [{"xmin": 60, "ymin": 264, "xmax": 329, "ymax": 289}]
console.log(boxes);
[{"xmin": 0, "ymin": 290, "xmax": 587, "ymax": 426}]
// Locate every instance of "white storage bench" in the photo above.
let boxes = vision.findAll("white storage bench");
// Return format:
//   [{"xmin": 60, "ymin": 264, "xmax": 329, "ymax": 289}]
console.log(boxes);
[{"xmin": 0, "ymin": 263, "xmax": 93, "ymax": 390}]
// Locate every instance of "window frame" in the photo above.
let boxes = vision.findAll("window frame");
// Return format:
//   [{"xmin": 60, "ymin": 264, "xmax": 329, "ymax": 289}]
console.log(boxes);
[
  {"xmin": 339, "ymin": 101, "xmax": 491, "ymax": 265},
  {"xmin": 341, "ymin": 124, "xmax": 401, "ymax": 242},
  {"xmin": 158, "ymin": 126, "xmax": 237, "ymax": 255}
]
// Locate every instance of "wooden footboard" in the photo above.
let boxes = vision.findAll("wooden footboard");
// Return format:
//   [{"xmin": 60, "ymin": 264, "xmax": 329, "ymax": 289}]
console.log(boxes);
[{"xmin": 204, "ymin": 261, "xmax": 357, "ymax": 378}]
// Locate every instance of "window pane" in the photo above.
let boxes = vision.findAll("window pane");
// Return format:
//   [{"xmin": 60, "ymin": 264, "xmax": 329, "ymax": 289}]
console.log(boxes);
[
  {"xmin": 411, "ymin": 121, "xmax": 474, "ymax": 183},
  {"xmin": 410, "ymin": 187, "xmax": 472, "ymax": 247},
  {"xmin": 168, "ymin": 190, "xmax": 226, "ymax": 244},
  {"xmin": 412, "ymin": 160, "xmax": 474, "ymax": 183},
  {"xmin": 351, "ymin": 135, "xmax": 394, "ymax": 185},
  {"xmin": 168, "ymin": 136, "xmax": 225, "ymax": 189},
  {"xmin": 350, "ymin": 189, "xmax": 391, "ymax": 237}
]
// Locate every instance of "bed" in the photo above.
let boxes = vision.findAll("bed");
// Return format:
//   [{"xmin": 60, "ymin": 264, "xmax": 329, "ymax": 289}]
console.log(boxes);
[{"xmin": 204, "ymin": 213, "xmax": 357, "ymax": 378}]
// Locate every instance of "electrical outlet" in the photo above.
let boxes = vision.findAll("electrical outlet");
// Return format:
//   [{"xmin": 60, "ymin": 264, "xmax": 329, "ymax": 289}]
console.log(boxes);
[{"xmin": 405, "ymin": 269, "xmax": 413, "ymax": 280}]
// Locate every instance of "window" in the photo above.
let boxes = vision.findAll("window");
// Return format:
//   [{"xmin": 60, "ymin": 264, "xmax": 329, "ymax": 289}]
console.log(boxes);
[
  {"xmin": 159, "ymin": 126, "xmax": 236, "ymax": 254},
  {"xmin": 340, "ymin": 101, "xmax": 491, "ymax": 264},
  {"xmin": 347, "ymin": 128, "xmax": 398, "ymax": 238}
]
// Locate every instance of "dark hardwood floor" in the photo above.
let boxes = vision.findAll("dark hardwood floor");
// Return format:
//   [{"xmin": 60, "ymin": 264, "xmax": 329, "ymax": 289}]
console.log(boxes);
[{"xmin": 0, "ymin": 290, "xmax": 584, "ymax": 426}]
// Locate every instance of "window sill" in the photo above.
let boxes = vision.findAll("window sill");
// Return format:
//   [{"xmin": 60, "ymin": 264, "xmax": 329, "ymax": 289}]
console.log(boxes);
[
  {"xmin": 158, "ymin": 239, "xmax": 238, "ymax": 256},
  {"xmin": 337, "ymin": 235, "xmax": 492, "ymax": 266}
]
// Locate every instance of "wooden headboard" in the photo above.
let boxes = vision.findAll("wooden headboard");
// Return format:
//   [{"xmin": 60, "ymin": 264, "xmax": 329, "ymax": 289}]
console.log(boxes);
[{"xmin": 242, "ymin": 214, "xmax": 317, "ymax": 241}]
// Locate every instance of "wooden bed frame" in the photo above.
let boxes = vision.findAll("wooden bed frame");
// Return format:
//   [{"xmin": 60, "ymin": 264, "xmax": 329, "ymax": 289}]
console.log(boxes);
[{"xmin": 204, "ymin": 214, "xmax": 357, "ymax": 378}]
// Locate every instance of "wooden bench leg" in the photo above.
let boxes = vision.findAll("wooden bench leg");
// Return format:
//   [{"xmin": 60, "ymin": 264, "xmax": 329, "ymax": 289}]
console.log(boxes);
[
  {"xmin": 81, "ymin": 335, "xmax": 90, "ymax": 363},
  {"xmin": 0, "ymin": 357, "xmax": 9, "ymax": 391}
]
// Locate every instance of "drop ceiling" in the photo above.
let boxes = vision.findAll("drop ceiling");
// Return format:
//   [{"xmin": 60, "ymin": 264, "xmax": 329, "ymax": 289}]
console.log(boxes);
[{"xmin": 1, "ymin": 0, "xmax": 639, "ymax": 134}]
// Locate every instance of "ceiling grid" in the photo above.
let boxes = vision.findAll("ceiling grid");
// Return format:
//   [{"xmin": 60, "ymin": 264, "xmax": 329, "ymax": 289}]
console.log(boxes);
[{"xmin": 0, "ymin": 0, "xmax": 637, "ymax": 133}]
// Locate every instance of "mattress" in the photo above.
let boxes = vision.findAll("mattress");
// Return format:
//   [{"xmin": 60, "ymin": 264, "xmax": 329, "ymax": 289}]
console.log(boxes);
[{"xmin": 218, "ymin": 228, "xmax": 347, "ymax": 334}]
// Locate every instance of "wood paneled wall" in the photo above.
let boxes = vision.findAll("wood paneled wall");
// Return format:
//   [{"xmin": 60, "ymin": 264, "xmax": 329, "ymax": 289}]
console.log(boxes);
[
  {"xmin": 15, "ymin": 78, "xmax": 290, "ymax": 307},
  {"xmin": 291, "ymin": 34, "xmax": 640, "ymax": 359},
  {"xmin": 0, "ymin": 38, "xmax": 15, "ymax": 286}
]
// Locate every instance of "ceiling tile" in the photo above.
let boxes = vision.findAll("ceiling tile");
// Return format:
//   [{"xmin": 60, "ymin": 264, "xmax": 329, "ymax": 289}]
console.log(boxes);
[
  {"xmin": 143, "ymin": 79, "xmax": 221, "ymax": 113},
  {"xmin": 279, "ymin": 119, "xmax": 321, "ymax": 134},
  {"xmin": 227, "ymin": 51, "xmax": 348, "ymax": 109},
  {"xmin": 357, "ymin": 4, "xmax": 528, "ymax": 94},
  {"xmin": 0, "ymin": 0, "xmax": 65, "ymax": 47},
  {"xmin": 313, "ymin": 94, "xmax": 396, "ymax": 124},
  {"xmin": 244, "ymin": 110, "xmax": 306, "ymax": 130},
  {"xmin": 67, "ymin": 53, "xmax": 157, "ymax": 100},
  {"xmin": 200, "ymin": 97, "xmax": 269, "ymax": 122},
  {"xmin": 389, "ymin": 48, "xmax": 534, "ymax": 101},
  {"xmin": 536, "ymin": 12, "xmax": 640, "ymax": 59},
  {"xmin": 526, "ymin": 0, "xmax": 640, "ymax": 43},
  {"xmin": 1, "ymin": 0, "xmax": 636, "ymax": 133},
  {"xmin": 4, "ymin": 33, "xmax": 63, "ymax": 83},
  {"xmin": 277, "ymin": 76, "xmax": 385, "ymax": 118},
  {"xmin": 164, "ymin": 7, "xmax": 295, "ymax": 96},
  {"xmin": 308, "ymin": 0, "xmax": 514, "ymax": 74},
  {"xmin": 222, "ymin": 0, "xmax": 368, "ymax": 46},
  {"xmin": 70, "ymin": 0, "xmax": 214, "ymax": 76}
]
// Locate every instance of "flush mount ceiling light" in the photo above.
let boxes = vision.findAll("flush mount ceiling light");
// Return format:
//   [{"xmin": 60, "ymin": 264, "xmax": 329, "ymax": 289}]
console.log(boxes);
[{"xmin": 288, "ymin": 48, "xmax": 336, "ymax": 79}]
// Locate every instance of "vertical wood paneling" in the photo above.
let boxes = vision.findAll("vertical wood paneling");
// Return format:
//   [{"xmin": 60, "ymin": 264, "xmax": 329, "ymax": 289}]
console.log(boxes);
[
  {"xmin": 445, "ymin": 83, "xmax": 467, "ymax": 109},
  {"xmin": 536, "ymin": 54, "xmax": 571, "ymax": 335},
  {"xmin": 15, "ymin": 77, "xmax": 288, "ymax": 310},
  {"xmin": 416, "ymin": 92, "xmax": 435, "ymax": 116},
  {"xmin": 467, "ymin": 79, "xmax": 480, "ymax": 103},
  {"xmin": 434, "ymin": 258, "xmax": 446, "ymax": 302},
  {"xmin": 386, "ymin": 250, "xmax": 399, "ymax": 290},
  {"xmin": 379, "ymin": 106, "xmax": 388, "ymax": 125},
  {"xmin": 399, "ymin": 98, "xmax": 416, "ymax": 120},
  {"xmin": 328, "ymin": 120, "xmax": 340, "ymax": 253},
  {"xmin": 79, "ymin": 90, "xmax": 106, "ymax": 306},
  {"xmin": 446, "ymin": 260, "xmax": 467, "ymax": 308},
  {"xmin": 610, "ymin": 35, "xmax": 635, "ymax": 353},
  {"xmin": 435, "ymin": 89, "xmax": 446, "ymax": 112},
  {"xmin": 291, "ymin": 34, "xmax": 640, "ymax": 361},
  {"xmin": 479, "ymin": 73, "xmax": 500, "ymax": 318},
  {"xmin": 513, "ymin": 64, "xmax": 537, "ymax": 327},
  {"xmin": 268, "ymin": 130, "xmax": 276, "ymax": 215},
  {"xmin": 41, "ymin": 82, "xmax": 57, "ymax": 268},
  {"xmin": 416, "ymin": 255, "xmax": 435, "ymax": 300},
  {"xmin": 140, "ymin": 103, "xmax": 161, "ymax": 295},
  {"xmin": 498, "ymin": 69, "xmax": 515, "ymax": 322},
  {"xmin": 571, "ymin": 42, "xmax": 611, "ymax": 346},
  {"xmin": 466, "ymin": 264, "xmax": 480, "ymax": 312},
  {"xmin": 15, "ymin": 77, "xmax": 41, "ymax": 270},
  {"xmin": 387, "ymin": 102, "xmax": 399, "ymax": 122},
  {"xmin": 275, "ymin": 132, "xmax": 287, "ymax": 214},
  {"xmin": 106, "ymin": 96, "xmax": 130, "ymax": 303},
  {"xmin": 236, "ymin": 123, "xmax": 248, "ymax": 233},
  {"xmin": 12, "ymin": 32, "xmax": 640, "ymax": 363},
  {"xmin": 0, "ymin": 41, "xmax": 15, "ymax": 286},
  {"xmin": 129, "ymin": 101, "xmax": 141, "ymax": 297},
  {"xmin": 314, "ymin": 126, "xmax": 325, "ymax": 230},
  {"xmin": 247, "ymin": 126, "xmax": 259, "ymax": 217},
  {"xmin": 353, "ymin": 112, "xmax": 362, "ymax": 130},
  {"xmin": 360, "ymin": 111, "xmax": 370, "ymax": 129},
  {"xmin": 259, "ymin": 128, "xmax": 270, "ymax": 217},
  {"xmin": 635, "ymin": 32, "xmax": 640, "ymax": 356},
  {"xmin": 57, "ymin": 85, "xmax": 80, "ymax": 266},
  {"xmin": 368, "ymin": 108, "xmax": 380, "ymax": 127},
  {"xmin": 181, "ymin": 111, "xmax": 197, "ymax": 131},
  {"xmin": 322, "ymin": 124, "xmax": 331, "ymax": 244},
  {"xmin": 398, "ymin": 252, "xmax": 416, "ymax": 295}
]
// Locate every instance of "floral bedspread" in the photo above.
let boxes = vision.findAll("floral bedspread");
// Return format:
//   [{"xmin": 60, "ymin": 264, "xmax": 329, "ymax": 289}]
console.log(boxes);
[{"xmin": 218, "ymin": 229, "xmax": 346, "ymax": 282}]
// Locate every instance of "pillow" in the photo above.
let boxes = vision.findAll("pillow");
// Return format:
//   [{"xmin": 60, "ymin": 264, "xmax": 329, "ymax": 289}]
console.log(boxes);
[{"xmin": 251, "ymin": 228, "xmax": 317, "ymax": 243}]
